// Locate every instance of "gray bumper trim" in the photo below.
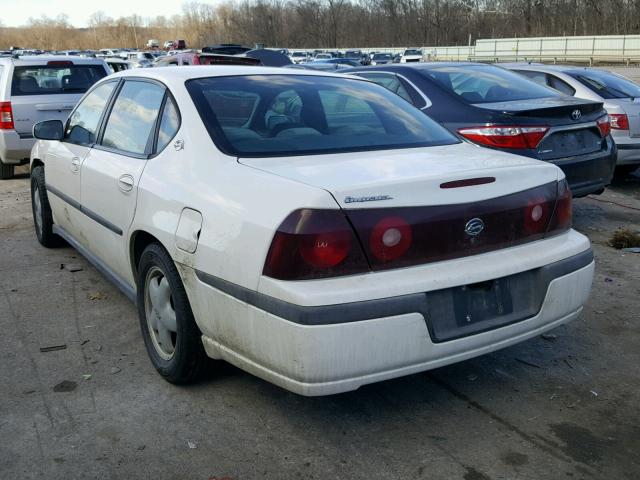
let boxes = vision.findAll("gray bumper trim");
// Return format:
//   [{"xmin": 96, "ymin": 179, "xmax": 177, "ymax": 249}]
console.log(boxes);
[{"xmin": 195, "ymin": 248, "xmax": 594, "ymax": 327}]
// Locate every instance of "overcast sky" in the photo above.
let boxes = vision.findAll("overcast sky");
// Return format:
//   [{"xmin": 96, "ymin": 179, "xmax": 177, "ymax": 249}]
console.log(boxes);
[{"xmin": 0, "ymin": 0, "xmax": 214, "ymax": 27}]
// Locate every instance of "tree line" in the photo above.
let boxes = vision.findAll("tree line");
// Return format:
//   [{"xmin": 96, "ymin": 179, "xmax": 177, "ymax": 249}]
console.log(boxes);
[{"xmin": 2, "ymin": 0, "xmax": 640, "ymax": 51}]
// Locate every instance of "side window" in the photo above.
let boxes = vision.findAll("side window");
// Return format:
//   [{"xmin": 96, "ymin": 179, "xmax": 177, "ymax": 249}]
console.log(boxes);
[
  {"xmin": 319, "ymin": 90, "xmax": 384, "ymax": 132},
  {"xmin": 357, "ymin": 73, "xmax": 414, "ymax": 105},
  {"xmin": 101, "ymin": 81, "xmax": 165, "ymax": 155},
  {"xmin": 515, "ymin": 70, "xmax": 548, "ymax": 88},
  {"xmin": 548, "ymin": 75, "xmax": 576, "ymax": 96},
  {"xmin": 65, "ymin": 81, "xmax": 117, "ymax": 145},
  {"xmin": 156, "ymin": 96, "xmax": 180, "ymax": 152}
]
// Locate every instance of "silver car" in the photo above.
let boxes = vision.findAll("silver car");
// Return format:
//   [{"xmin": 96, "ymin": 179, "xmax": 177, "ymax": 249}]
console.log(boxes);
[
  {"xmin": 0, "ymin": 55, "xmax": 109, "ymax": 179},
  {"xmin": 506, "ymin": 63, "xmax": 640, "ymax": 175}
]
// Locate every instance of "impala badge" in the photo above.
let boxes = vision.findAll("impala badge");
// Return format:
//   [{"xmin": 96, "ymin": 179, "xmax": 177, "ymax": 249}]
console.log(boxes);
[{"xmin": 465, "ymin": 218, "xmax": 484, "ymax": 236}]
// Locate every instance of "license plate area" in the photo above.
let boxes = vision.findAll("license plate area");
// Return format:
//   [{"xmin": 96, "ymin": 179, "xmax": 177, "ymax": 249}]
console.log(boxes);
[
  {"xmin": 453, "ymin": 278, "xmax": 513, "ymax": 327},
  {"xmin": 424, "ymin": 269, "xmax": 542, "ymax": 343},
  {"xmin": 537, "ymin": 128, "xmax": 602, "ymax": 160}
]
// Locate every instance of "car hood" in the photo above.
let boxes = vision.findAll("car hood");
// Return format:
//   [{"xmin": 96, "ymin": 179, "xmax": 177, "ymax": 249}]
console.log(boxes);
[{"xmin": 238, "ymin": 142, "xmax": 561, "ymax": 208}]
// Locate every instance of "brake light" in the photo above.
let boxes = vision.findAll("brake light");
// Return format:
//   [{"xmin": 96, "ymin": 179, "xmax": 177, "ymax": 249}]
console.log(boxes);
[
  {"xmin": 609, "ymin": 113, "xmax": 629, "ymax": 130},
  {"xmin": 596, "ymin": 115, "xmax": 611, "ymax": 137},
  {"xmin": 0, "ymin": 102, "xmax": 14, "ymax": 130},
  {"xmin": 547, "ymin": 179, "xmax": 572, "ymax": 234},
  {"xmin": 47, "ymin": 60, "xmax": 73, "ymax": 66},
  {"xmin": 458, "ymin": 125, "xmax": 549, "ymax": 149},
  {"xmin": 263, "ymin": 209, "xmax": 368, "ymax": 280}
]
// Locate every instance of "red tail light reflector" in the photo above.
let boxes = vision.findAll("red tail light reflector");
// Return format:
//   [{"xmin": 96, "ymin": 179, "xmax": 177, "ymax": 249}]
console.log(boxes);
[
  {"xmin": 609, "ymin": 113, "xmax": 629, "ymax": 130},
  {"xmin": 596, "ymin": 115, "xmax": 611, "ymax": 137},
  {"xmin": 369, "ymin": 216, "xmax": 412, "ymax": 262},
  {"xmin": 440, "ymin": 177, "xmax": 496, "ymax": 189},
  {"xmin": 548, "ymin": 179, "xmax": 572, "ymax": 233},
  {"xmin": 458, "ymin": 125, "xmax": 549, "ymax": 149},
  {"xmin": 263, "ymin": 209, "xmax": 368, "ymax": 280},
  {"xmin": 0, "ymin": 102, "xmax": 14, "ymax": 130}
]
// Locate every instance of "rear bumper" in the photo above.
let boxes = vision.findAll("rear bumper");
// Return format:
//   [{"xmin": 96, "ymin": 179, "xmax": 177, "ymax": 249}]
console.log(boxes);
[
  {"xmin": 615, "ymin": 143, "xmax": 640, "ymax": 165},
  {"xmin": 186, "ymin": 232, "xmax": 593, "ymax": 396},
  {"xmin": 548, "ymin": 138, "xmax": 616, "ymax": 197},
  {"xmin": 0, "ymin": 130, "xmax": 34, "ymax": 164}
]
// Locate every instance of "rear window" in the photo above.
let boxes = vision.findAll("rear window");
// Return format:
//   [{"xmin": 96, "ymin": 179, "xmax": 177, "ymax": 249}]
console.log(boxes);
[
  {"xmin": 11, "ymin": 65, "xmax": 107, "ymax": 96},
  {"xmin": 186, "ymin": 74, "xmax": 458, "ymax": 157},
  {"xmin": 404, "ymin": 50, "xmax": 422, "ymax": 56},
  {"xmin": 424, "ymin": 65, "xmax": 558, "ymax": 104},
  {"xmin": 567, "ymin": 69, "xmax": 640, "ymax": 99}
]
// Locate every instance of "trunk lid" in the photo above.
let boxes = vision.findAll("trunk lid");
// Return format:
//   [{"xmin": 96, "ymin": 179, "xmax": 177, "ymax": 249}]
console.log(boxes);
[
  {"xmin": 239, "ymin": 142, "xmax": 561, "ymax": 209},
  {"xmin": 474, "ymin": 96, "xmax": 603, "ymax": 121},
  {"xmin": 11, "ymin": 95, "xmax": 79, "ymax": 136}
]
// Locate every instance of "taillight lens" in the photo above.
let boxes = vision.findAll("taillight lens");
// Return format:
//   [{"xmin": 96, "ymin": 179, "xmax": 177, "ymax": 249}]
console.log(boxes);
[
  {"xmin": 263, "ymin": 209, "xmax": 368, "ymax": 280},
  {"xmin": 0, "ymin": 102, "xmax": 14, "ymax": 130},
  {"xmin": 369, "ymin": 216, "xmax": 412, "ymax": 262},
  {"xmin": 596, "ymin": 115, "xmax": 611, "ymax": 137},
  {"xmin": 458, "ymin": 125, "xmax": 549, "ymax": 149},
  {"xmin": 609, "ymin": 113, "xmax": 629, "ymax": 130},
  {"xmin": 547, "ymin": 178, "xmax": 572, "ymax": 234}
]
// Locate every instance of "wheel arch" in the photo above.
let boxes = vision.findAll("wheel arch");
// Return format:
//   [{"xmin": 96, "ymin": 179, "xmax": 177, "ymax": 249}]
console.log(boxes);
[{"xmin": 130, "ymin": 230, "xmax": 166, "ymax": 280}]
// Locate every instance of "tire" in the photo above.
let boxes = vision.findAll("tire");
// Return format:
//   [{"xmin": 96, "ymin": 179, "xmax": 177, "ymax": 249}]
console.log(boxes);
[
  {"xmin": 614, "ymin": 165, "xmax": 639, "ymax": 177},
  {"xmin": 31, "ymin": 166, "xmax": 60, "ymax": 247},
  {"xmin": 0, "ymin": 161, "xmax": 14, "ymax": 180},
  {"xmin": 137, "ymin": 243, "xmax": 208, "ymax": 384}
]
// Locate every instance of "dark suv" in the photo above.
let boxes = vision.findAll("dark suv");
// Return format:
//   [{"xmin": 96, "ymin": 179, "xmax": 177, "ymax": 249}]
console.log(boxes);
[{"xmin": 344, "ymin": 62, "xmax": 616, "ymax": 197}]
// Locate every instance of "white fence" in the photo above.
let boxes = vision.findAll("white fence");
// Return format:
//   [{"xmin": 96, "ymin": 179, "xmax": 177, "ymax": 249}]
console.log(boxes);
[
  {"xmin": 472, "ymin": 35, "xmax": 640, "ymax": 64},
  {"xmin": 304, "ymin": 35, "xmax": 640, "ymax": 64}
]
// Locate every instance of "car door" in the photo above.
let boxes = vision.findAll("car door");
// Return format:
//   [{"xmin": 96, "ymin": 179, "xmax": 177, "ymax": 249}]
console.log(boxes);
[
  {"xmin": 78, "ymin": 79, "xmax": 168, "ymax": 282},
  {"xmin": 45, "ymin": 80, "xmax": 118, "ymax": 235}
]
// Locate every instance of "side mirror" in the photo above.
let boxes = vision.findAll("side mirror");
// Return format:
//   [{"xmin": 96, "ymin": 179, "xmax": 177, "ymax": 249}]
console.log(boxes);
[{"xmin": 33, "ymin": 120, "xmax": 64, "ymax": 141}]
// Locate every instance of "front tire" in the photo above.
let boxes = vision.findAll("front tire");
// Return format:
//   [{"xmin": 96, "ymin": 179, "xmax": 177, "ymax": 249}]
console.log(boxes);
[
  {"xmin": 0, "ymin": 161, "xmax": 14, "ymax": 180},
  {"xmin": 137, "ymin": 243, "xmax": 208, "ymax": 384},
  {"xmin": 31, "ymin": 166, "xmax": 60, "ymax": 247}
]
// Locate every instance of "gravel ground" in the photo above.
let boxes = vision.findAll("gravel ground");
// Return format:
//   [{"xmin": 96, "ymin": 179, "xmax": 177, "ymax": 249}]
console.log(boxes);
[{"xmin": 1, "ymin": 166, "xmax": 639, "ymax": 480}]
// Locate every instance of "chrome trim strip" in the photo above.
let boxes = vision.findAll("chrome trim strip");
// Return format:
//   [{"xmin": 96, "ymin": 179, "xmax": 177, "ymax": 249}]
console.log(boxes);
[{"xmin": 46, "ymin": 184, "xmax": 123, "ymax": 236}]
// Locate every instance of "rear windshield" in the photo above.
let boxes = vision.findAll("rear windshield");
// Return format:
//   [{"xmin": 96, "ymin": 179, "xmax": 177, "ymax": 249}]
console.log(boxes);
[
  {"xmin": 186, "ymin": 74, "xmax": 458, "ymax": 157},
  {"xmin": 405, "ymin": 50, "xmax": 422, "ymax": 56},
  {"xmin": 567, "ymin": 69, "xmax": 640, "ymax": 99},
  {"xmin": 11, "ymin": 65, "xmax": 107, "ymax": 96},
  {"xmin": 373, "ymin": 54, "xmax": 392, "ymax": 60},
  {"xmin": 424, "ymin": 65, "xmax": 558, "ymax": 104}
]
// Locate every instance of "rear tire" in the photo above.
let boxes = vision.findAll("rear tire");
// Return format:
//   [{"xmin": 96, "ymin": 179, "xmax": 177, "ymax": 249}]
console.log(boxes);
[
  {"xmin": 31, "ymin": 166, "xmax": 61, "ymax": 247},
  {"xmin": 137, "ymin": 243, "xmax": 208, "ymax": 384},
  {"xmin": 614, "ymin": 165, "xmax": 639, "ymax": 177},
  {"xmin": 0, "ymin": 161, "xmax": 14, "ymax": 180}
]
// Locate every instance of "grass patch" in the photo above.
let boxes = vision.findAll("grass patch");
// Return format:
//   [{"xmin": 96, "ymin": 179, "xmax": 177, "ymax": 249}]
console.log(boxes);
[{"xmin": 609, "ymin": 228, "xmax": 640, "ymax": 249}]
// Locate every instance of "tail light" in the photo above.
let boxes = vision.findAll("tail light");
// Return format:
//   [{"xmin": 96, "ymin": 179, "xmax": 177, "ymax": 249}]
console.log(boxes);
[
  {"xmin": 458, "ymin": 125, "xmax": 549, "ymax": 149},
  {"xmin": 263, "ymin": 182, "xmax": 573, "ymax": 280},
  {"xmin": 609, "ymin": 113, "xmax": 629, "ymax": 130},
  {"xmin": 0, "ymin": 102, "xmax": 14, "ymax": 130},
  {"xmin": 263, "ymin": 209, "xmax": 369, "ymax": 280},
  {"xmin": 547, "ymin": 178, "xmax": 572, "ymax": 234},
  {"xmin": 596, "ymin": 115, "xmax": 611, "ymax": 137}
]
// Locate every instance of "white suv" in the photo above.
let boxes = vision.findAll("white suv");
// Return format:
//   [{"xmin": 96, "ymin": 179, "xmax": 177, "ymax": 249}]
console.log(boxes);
[{"xmin": 0, "ymin": 55, "xmax": 109, "ymax": 179}]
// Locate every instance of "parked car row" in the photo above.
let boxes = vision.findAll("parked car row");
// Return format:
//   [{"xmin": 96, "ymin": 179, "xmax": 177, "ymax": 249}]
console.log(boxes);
[{"xmin": 27, "ymin": 66, "xmax": 594, "ymax": 396}]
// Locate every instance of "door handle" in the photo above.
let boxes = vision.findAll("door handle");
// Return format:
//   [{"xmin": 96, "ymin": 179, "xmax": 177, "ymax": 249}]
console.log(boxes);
[
  {"xmin": 70, "ymin": 157, "xmax": 81, "ymax": 172},
  {"xmin": 118, "ymin": 174, "xmax": 135, "ymax": 192}
]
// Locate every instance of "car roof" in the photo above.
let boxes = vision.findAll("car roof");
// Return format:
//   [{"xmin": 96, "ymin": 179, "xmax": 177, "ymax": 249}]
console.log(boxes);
[
  {"xmin": 0, "ymin": 55, "xmax": 107, "ymax": 66},
  {"xmin": 498, "ymin": 63, "xmax": 591, "ymax": 74},
  {"xmin": 109, "ymin": 65, "xmax": 355, "ymax": 83}
]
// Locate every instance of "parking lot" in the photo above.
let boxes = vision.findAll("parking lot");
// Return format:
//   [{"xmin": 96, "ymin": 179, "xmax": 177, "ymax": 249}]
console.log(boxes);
[{"xmin": 1, "ymin": 164, "xmax": 639, "ymax": 479}]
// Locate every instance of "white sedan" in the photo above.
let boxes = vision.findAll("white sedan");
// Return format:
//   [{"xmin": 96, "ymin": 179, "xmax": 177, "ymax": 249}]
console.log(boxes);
[{"xmin": 30, "ymin": 66, "xmax": 594, "ymax": 396}]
